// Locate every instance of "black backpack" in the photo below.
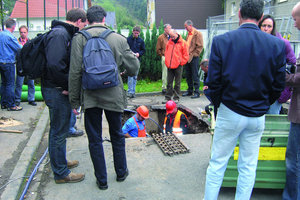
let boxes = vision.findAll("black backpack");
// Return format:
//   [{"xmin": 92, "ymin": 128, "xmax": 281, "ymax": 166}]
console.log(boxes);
[
  {"xmin": 16, "ymin": 31, "xmax": 50, "ymax": 79},
  {"xmin": 79, "ymin": 29, "xmax": 119, "ymax": 90}
]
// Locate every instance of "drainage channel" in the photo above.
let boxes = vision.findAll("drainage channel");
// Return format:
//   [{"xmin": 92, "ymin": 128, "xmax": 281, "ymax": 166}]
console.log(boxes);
[{"xmin": 152, "ymin": 132, "xmax": 190, "ymax": 156}]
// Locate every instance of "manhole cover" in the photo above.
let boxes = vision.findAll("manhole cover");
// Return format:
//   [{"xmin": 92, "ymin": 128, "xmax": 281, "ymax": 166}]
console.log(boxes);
[{"xmin": 128, "ymin": 98, "xmax": 159, "ymax": 105}]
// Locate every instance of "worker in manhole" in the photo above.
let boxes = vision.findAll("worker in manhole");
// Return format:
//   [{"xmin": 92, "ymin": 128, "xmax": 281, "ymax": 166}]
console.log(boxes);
[
  {"xmin": 163, "ymin": 100, "xmax": 190, "ymax": 135},
  {"xmin": 122, "ymin": 105, "xmax": 149, "ymax": 138}
]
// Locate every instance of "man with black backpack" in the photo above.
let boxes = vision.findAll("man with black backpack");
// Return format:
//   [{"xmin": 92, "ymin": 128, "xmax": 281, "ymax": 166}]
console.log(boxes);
[
  {"xmin": 68, "ymin": 5, "xmax": 139, "ymax": 190},
  {"xmin": 41, "ymin": 8, "xmax": 87, "ymax": 184}
]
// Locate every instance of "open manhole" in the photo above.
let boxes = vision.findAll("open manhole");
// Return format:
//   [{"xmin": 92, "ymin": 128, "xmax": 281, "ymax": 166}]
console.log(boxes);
[{"xmin": 123, "ymin": 104, "xmax": 209, "ymax": 134}]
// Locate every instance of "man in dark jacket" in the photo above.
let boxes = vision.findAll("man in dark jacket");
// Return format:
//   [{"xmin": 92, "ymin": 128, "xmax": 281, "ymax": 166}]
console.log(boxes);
[
  {"xmin": 204, "ymin": 0, "xmax": 286, "ymax": 199},
  {"xmin": 41, "ymin": 8, "xmax": 87, "ymax": 184},
  {"xmin": 282, "ymin": 2, "xmax": 300, "ymax": 199},
  {"xmin": 69, "ymin": 5, "xmax": 139, "ymax": 190},
  {"xmin": 126, "ymin": 26, "xmax": 145, "ymax": 98}
]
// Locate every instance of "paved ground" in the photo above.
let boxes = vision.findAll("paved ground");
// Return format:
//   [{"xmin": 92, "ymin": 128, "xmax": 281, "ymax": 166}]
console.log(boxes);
[{"xmin": 0, "ymin": 93, "xmax": 284, "ymax": 200}]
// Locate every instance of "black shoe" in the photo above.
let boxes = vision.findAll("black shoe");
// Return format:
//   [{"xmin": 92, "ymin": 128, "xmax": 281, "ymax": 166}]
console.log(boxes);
[
  {"xmin": 182, "ymin": 92, "xmax": 193, "ymax": 96},
  {"xmin": 191, "ymin": 93, "xmax": 200, "ymax": 99},
  {"xmin": 162, "ymin": 89, "xmax": 166, "ymax": 94},
  {"xmin": 96, "ymin": 180, "xmax": 108, "ymax": 190},
  {"xmin": 67, "ymin": 130, "xmax": 84, "ymax": 138},
  {"xmin": 28, "ymin": 101, "xmax": 37, "ymax": 106},
  {"xmin": 15, "ymin": 102, "xmax": 20, "ymax": 106},
  {"xmin": 1, "ymin": 105, "xmax": 7, "ymax": 109},
  {"xmin": 117, "ymin": 169, "xmax": 129, "ymax": 182}
]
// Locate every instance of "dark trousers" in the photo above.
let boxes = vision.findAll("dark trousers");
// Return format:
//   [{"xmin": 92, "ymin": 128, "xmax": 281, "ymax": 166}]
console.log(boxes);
[
  {"xmin": 283, "ymin": 123, "xmax": 300, "ymax": 200},
  {"xmin": 165, "ymin": 66, "xmax": 183, "ymax": 100},
  {"xmin": 41, "ymin": 87, "xmax": 71, "ymax": 179},
  {"xmin": 185, "ymin": 57, "xmax": 200, "ymax": 94},
  {"xmin": 84, "ymin": 108, "xmax": 127, "ymax": 184}
]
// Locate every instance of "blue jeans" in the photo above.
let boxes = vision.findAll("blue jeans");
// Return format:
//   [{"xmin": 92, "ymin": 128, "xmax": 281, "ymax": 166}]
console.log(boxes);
[
  {"xmin": 41, "ymin": 87, "xmax": 71, "ymax": 179},
  {"xmin": 0, "ymin": 63, "xmax": 16, "ymax": 107},
  {"xmin": 15, "ymin": 75, "xmax": 35, "ymax": 102},
  {"xmin": 69, "ymin": 110, "xmax": 76, "ymax": 134},
  {"xmin": 282, "ymin": 123, "xmax": 300, "ymax": 200},
  {"xmin": 84, "ymin": 108, "xmax": 127, "ymax": 184},
  {"xmin": 204, "ymin": 103, "xmax": 265, "ymax": 200},
  {"xmin": 127, "ymin": 76, "xmax": 137, "ymax": 95},
  {"xmin": 266, "ymin": 100, "xmax": 282, "ymax": 114}
]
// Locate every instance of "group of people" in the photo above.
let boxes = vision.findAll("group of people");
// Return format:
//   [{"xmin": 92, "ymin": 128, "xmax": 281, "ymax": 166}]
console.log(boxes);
[
  {"xmin": 156, "ymin": 20, "xmax": 204, "ymax": 104},
  {"xmin": 0, "ymin": 23, "xmax": 39, "ymax": 111},
  {"xmin": 204, "ymin": 0, "xmax": 300, "ymax": 200},
  {"xmin": 1, "ymin": 0, "xmax": 300, "ymax": 199},
  {"xmin": 126, "ymin": 20, "xmax": 204, "ymax": 102}
]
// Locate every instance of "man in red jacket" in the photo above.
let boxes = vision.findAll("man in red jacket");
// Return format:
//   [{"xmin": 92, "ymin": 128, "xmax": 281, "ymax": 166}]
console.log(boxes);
[{"xmin": 162, "ymin": 29, "xmax": 189, "ymax": 104}]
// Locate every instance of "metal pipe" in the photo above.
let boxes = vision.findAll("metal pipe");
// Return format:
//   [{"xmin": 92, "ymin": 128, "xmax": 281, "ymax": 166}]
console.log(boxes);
[
  {"xmin": 1, "ymin": 0, "xmax": 4, "ymax": 30},
  {"xmin": 19, "ymin": 148, "xmax": 48, "ymax": 200},
  {"xmin": 44, "ymin": 0, "xmax": 46, "ymax": 30},
  {"xmin": 57, "ymin": 0, "xmax": 59, "ymax": 20},
  {"xmin": 65, "ymin": 0, "xmax": 67, "ymax": 16},
  {"xmin": 26, "ymin": 0, "xmax": 29, "ymax": 29}
]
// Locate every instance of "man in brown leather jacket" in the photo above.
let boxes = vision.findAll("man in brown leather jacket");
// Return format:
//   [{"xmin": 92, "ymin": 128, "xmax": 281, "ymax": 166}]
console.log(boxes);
[
  {"xmin": 182, "ymin": 20, "xmax": 203, "ymax": 99},
  {"xmin": 156, "ymin": 24, "xmax": 172, "ymax": 94}
]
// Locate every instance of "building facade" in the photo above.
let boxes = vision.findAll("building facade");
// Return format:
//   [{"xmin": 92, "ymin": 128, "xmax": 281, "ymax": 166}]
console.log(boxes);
[{"xmin": 152, "ymin": 0, "xmax": 224, "ymax": 29}]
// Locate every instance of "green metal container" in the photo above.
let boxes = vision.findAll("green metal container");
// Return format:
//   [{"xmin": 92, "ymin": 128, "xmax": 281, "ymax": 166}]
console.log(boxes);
[{"xmin": 222, "ymin": 114, "xmax": 290, "ymax": 189}]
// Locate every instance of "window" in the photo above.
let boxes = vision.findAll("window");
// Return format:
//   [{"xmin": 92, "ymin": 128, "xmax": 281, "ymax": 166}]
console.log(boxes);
[{"xmin": 231, "ymin": 2, "xmax": 236, "ymax": 16}]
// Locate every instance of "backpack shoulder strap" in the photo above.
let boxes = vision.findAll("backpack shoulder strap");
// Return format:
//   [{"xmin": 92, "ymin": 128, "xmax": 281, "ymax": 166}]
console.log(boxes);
[
  {"xmin": 78, "ymin": 30, "xmax": 92, "ymax": 40},
  {"xmin": 99, "ymin": 29, "xmax": 114, "ymax": 39}
]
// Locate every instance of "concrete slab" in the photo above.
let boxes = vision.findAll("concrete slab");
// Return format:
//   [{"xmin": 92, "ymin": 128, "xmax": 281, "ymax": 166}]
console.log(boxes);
[{"xmin": 41, "ymin": 133, "xmax": 212, "ymax": 200}]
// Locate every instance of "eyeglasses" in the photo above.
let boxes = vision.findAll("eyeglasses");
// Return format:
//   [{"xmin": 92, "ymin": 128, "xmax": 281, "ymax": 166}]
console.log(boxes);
[{"xmin": 261, "ymin": 24, "xmax": 273, "ymax": 28}]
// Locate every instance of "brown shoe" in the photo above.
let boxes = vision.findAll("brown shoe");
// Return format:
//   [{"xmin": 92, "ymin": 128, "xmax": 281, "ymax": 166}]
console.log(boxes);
[
  {"xmin": 55, "ymin": 172, "xmax": 85, "ymax": 184},
  {"xmin": 67, "ymin": 160, "xmax": 79, "ymax": 169}
]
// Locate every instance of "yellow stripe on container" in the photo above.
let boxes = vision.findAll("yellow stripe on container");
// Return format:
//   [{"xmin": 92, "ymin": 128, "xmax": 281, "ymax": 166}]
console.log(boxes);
[{"xmin": 233, "ymin": 147, "xmax": 286, "ymax": 160}]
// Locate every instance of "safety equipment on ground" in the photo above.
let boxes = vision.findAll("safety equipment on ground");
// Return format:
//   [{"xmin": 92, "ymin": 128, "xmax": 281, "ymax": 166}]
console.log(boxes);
[
  {"xmin": 166, "ymin": 100, "xmax": 177, "ymax": 114},
  {"xmin": 136, "ymin": 105, "xmax": 149, "ymax": 119}
]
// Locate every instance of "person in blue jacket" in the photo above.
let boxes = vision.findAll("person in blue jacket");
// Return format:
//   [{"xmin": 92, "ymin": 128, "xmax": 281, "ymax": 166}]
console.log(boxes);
[
  {"xmin": 126, "ymin": 26, "xmax": 145, "ymax": 98},
  {"xmin": 122, "ymin": 106, "xmax": 149, "ymax": 138},
  {"xmin": 204, "ymin": 0, "xmax": 286, "ymax": 199}
]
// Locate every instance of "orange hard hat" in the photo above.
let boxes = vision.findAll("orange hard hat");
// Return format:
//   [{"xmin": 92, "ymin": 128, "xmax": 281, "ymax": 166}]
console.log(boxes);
[
  {"xmin": 136, "ymin": 105, "xmax": 149, "ymax": 119},
  {"xmin": 166, "ymin": 100, "xmax": 177, "ymax": 114}
]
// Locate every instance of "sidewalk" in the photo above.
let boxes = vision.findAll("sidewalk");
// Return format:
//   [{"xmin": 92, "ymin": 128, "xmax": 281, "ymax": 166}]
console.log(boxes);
[{"xmin": 0, "ymin": 102, "xmax": 48, "ymax": 200}]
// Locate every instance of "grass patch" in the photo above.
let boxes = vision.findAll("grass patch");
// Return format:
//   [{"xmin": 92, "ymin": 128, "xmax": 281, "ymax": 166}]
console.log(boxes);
[{"xmin": 123, "ymin": 79, "xmax": 204, "ymax": 93}]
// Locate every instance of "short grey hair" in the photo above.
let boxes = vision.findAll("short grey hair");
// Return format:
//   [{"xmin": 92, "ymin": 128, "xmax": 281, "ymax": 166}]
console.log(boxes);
[
  {"xmin": 164, "ymin": 24, "xmax": 171, "ymax": 29},
  {"xmin": 184, "ymin": 20, "xmax": 193, "ymax": 26}
]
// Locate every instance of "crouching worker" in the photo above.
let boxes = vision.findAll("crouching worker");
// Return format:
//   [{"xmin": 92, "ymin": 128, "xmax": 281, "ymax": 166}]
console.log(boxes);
[
  {"xmin": 122, "ymin": 105, "xmax": 149, "ymax": 138},
  {"xmin": 163, "ymin": 100, "xmax": 190, "ymax": 135}
]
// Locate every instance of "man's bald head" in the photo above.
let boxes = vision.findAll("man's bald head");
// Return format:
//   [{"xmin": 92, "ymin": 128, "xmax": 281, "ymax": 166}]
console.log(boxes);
[
  {"xmin": 293, "ymin": 2, "xmax": 300, "ymax": 17},
  {"xmin": 169, "ymin": 29, "xmax": 179, "ymax": 40},
  {"xmin": 292, "ymin": 2, "xmax": 300, "ymax": 30}
]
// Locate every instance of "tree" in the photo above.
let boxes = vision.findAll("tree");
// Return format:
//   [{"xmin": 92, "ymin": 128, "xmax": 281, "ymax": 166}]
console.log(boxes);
[
  {"xmin": 150, "ymin": 22, "xmax": 160, "ymax": 79},
  {"xmin": 141, "ymin": 27, "xmax": 151, "ymax": 79},
  {"xmin": 159, "ymin": 19, "xmax": 164, "ymax": 36}
]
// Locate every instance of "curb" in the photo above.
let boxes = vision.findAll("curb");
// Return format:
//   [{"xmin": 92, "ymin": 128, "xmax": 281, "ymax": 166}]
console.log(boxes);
[{"xmin": 0, "ymin": 106, "xmax": 49, "ymax": 200}]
